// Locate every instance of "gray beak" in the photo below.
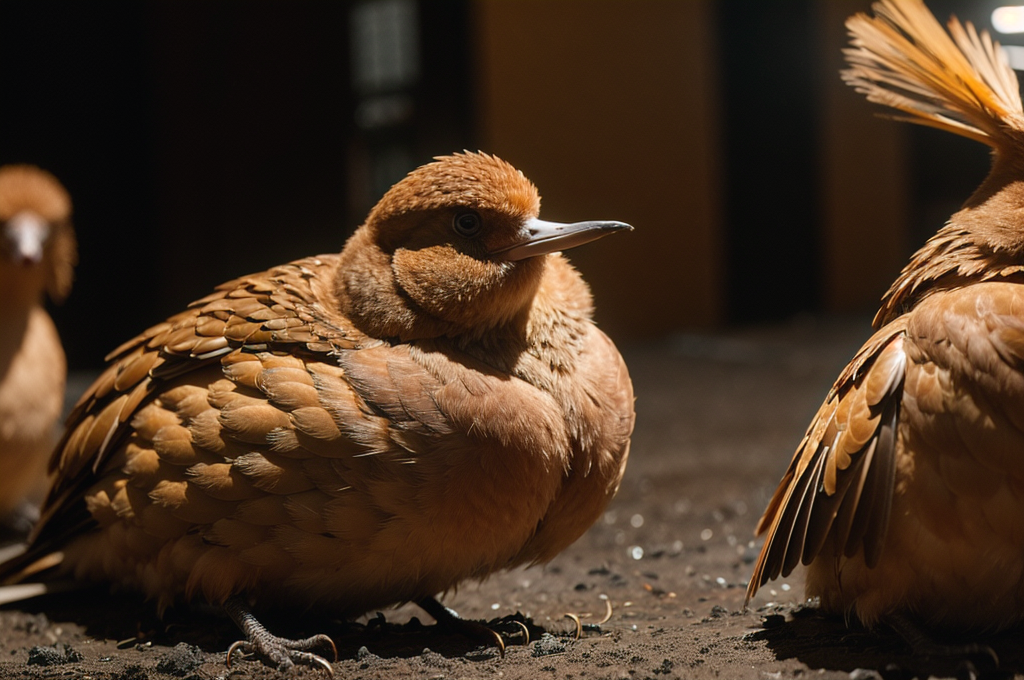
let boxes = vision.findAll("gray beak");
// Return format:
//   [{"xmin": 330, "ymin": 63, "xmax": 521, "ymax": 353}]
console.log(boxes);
[
  {"xmin": 491, "ymin": 217, "xmax": 633, "ymax": 262},
  {"xmin": 4, "ymin": 211, "xmax": 50, "ymax": 264}
]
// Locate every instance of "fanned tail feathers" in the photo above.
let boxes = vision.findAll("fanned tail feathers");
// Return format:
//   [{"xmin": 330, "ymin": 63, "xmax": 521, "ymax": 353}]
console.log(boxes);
[{"xmin": 843, "ymin": 0, "xmax": 1024, "ymax": 148}]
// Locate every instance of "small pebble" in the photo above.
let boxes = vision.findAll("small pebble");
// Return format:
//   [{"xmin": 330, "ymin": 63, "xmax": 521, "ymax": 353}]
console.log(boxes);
[
  {"xmin": 156, "ymin": 642, "xmax": 205, "ymax": 677},
  {"xmin": 849, "ymin": 669, "xmax": 881, "ymax": 680},
  {"xmin": 419, "ymin": 648, "xmax": 447, "ymax": 668},
  {"xmin": 531, "ymin": 633, "xmax": 566, "ymax": 657},
  {"xmin": 26, "ymin": 643, "xmax": 83, "ymax": 666}
]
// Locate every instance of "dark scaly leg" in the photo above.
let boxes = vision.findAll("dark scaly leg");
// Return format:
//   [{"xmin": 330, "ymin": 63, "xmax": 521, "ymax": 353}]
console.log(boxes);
[
  {"xmin": 416, "ymin": 595, "xmax": 507, "ymax": 657},
  {"xmin": 886, "ymin": 613, "xmax": 999, "ymax": 667},
  {"xmin": 223, "ymin": 597, "xmax": 337, "ymax": 675}
]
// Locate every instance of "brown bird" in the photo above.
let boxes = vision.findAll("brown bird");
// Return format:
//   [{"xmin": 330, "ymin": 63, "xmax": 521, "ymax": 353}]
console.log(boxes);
[
  {"xmin": 748, "ymin": 0, "xmax": 1024, "ymax": 643},
  {"xmin": 0, "ymin": 166, "xmax": 76, "ymax": 531},
  {"xmin": 1, "ymin": 152, "xmax": 634, "ymax": 671}
]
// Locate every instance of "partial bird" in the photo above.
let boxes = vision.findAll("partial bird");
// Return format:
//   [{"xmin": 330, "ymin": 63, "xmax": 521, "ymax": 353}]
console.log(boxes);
[
  {"xmin": 748, "ymin": 0, "xmax": 1024, "ymax": 644},
  {"xmin": 1, "ymin": 152, "xmax": 635, "ymax": 672},
  {"xmin": 0, "ymin": 165, "xmax": 76, "ymax": 535}
]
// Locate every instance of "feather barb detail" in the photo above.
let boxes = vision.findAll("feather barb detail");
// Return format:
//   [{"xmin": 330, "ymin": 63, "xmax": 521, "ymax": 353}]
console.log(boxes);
[{"xmin": 842, "ymin": 0, "xmax": 1024, "ymax": 148}]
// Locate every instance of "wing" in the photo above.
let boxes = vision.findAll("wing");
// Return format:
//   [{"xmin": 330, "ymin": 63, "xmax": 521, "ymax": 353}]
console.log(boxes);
[
  {"xmin": 18, "ymin": 256, "xmax": 370, "ymax": 572},
  {"xmin": 747, "ymin": 319, "xmax": 908, "ymax": 601}
]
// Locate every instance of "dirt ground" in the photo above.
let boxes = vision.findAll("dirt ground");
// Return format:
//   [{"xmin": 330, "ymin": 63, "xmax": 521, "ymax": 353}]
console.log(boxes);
[{"xmin": 0, "ymin": 315, "xmax": 1020, "ymax": 680}]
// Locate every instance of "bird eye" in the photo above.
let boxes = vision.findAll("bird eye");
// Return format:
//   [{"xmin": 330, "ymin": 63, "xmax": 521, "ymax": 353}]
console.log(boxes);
[{"xmin": 452, "ymin": 211, "xmax": 482, "ymax": 237}]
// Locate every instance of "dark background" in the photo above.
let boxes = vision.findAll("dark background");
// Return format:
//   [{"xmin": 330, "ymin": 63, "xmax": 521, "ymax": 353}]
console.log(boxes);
[{"xmin": 0, "ymin": 0, "xmax": 1003, "ymax": 368}]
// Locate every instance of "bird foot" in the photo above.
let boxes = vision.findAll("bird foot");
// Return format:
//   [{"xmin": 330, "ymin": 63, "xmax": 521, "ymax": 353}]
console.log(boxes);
[
  {"xmin": 885, "ymin": 614, "xmax": 999, "ymax": 667},
  {"xmin": 223, "ymin": 597, "xmax": 337, "ymax": 675},
  {"xmin": 416, "ymin": 596, "xmax": 521, "ymax": 657},
  {"xmin": 226, "ymin": 634, "xmax": 337, "ymax": 675}
]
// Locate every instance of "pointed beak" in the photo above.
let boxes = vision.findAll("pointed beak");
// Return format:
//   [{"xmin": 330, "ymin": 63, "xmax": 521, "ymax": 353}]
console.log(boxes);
[
  {"xmin": 4, "ymin": 211, "xmax": 50, "ymax": 265},
  {"xmin": 491, "ymin": 217, "xmax": 633, "ymax": 262}
]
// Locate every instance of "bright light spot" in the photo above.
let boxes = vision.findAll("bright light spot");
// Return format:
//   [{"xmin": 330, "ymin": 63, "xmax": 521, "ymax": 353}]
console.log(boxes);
[
  {"xmin": 1004, "ymin": 45, "xmax": 1024, "ymax": 70},
  {"xmin": 491, "ymin": 602, "xmax": 500, "ymax": 610},
  {"xmin": 629, "ymin": 545, "xmax": 644, "ymax": 560},
  {"xmin": 700, "ymin": 528, "xmax": 713, "ymax": 541},
  {"xmin": 994, "ymin": 6, "xmax": 1024, "ymax": 33},
  {"xmin": 781, "ymin": 583, "xmax": 791, "ymax": 592},
  {"xmin": 630, "ymin": 514, "xmax": 644, "ymax": 528},
  {"xmin": 715, "ymin": 577, "xmax": 727, "ymax": 586}
]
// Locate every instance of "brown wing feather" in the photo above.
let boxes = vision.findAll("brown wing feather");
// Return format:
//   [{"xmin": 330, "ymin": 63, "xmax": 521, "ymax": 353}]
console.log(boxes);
[
  {"xmin": 12, "ymin": 256, "xmax": 369, "ymax": 579},
  {"xmin": 747, "ymin": 322, "xmax": 907, "ymax": 601}
]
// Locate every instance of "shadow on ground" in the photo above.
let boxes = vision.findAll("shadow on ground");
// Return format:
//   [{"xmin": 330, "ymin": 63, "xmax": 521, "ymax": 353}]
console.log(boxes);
[
  {"xmin": 750, "ymin": 605, "xmax": 1024, "ymax": 680},
  {"xmin": 13, "ymin": 587, "xmax": 571, "ymax": 662}
]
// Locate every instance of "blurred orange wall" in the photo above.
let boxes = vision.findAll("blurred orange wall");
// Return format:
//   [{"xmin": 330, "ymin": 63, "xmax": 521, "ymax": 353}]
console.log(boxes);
[{"xmin": 473, "ymin": 0, "xmax": 724, "ymax": 339}]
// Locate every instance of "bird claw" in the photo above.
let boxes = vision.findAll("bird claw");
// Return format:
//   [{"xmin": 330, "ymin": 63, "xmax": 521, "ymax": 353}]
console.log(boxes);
[
  {"xmin": 563, "ymin": 613, "xmax": 582, "ymax": 640},
  {"xmin": 885, "ymin": 614, "xmax": 999, "ymax": 668},
  {"xmin": 484, "ymin": 626, "xmax": 507, "ymax": 658},
  {"xmin": 955, "ymin": 643, "xmax": 999, "ymax": 669},
  {"xmin": 511, "ymin": 619, "xmax": 530, "ymax": 645},
  {"xmin": 226, "ymin": 633, "xmax": 337, "ymax": 675},
  {"xmin": 416, "ymin": 596, "xmax": 510, "ymax": 657},
  {"xmin": 223, "ymin": 598, "xmax": 336, "ymax": 675}
]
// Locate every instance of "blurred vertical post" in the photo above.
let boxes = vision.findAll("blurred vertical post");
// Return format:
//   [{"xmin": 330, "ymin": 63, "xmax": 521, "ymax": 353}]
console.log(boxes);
[{"xmin": 815, "ymin": 0, "xmax": 910, "ymax": 314}]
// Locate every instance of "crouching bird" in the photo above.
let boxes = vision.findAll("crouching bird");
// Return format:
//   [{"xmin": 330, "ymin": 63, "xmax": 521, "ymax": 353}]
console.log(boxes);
[
  {"xmin": 0, "ymin": 166, "xmax": 76, "ymax": 533},
  {"xmin": 748, "ymin": 0, "xmax": 1024, "ymax": 646},
  {"xmin": 0, "ymin": 152, "xmax": 634, "ymax": 672}
]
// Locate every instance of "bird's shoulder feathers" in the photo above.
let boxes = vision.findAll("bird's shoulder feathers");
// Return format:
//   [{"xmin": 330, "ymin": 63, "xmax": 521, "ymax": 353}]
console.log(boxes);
[{"xmin": 35, "ymin": 256, "xmax": 368, "ymax": 542}]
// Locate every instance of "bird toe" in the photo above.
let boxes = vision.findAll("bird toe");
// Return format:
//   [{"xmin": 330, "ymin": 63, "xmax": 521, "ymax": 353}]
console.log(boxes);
[{"xmin": 226, "ymin": 631, "xmax": 336, "ymax": 674}]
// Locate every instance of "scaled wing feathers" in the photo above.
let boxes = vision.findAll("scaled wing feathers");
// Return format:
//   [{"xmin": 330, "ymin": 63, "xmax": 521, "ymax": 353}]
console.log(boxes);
[
  {"xmin": 26, "ymin": 256, "xmax": 368, "ymax": 561},
  {"xmin": 747, "ymin": 324, "xmax": 907, "ymax": 602},
  {"xmin": 842, "ymin": 0, "xmax": 1024, "ymax": 147}
]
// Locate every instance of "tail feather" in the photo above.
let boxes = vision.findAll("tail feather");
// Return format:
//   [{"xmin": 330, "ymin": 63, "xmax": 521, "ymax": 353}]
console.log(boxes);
[
  {"xmin": 842, "ymin": 0, "xmax": 1024, "ymax": 148},
  {"xmin": 0, "ymin": 581, "xmax": 81, "ymax": 607}
]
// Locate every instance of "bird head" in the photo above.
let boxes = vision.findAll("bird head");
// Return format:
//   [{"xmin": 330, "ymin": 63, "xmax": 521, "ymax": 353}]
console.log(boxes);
[
  {"xmin": 0, "ymin": 165, "xmax": 77, "ymax": 304},
  {"xmin": 335, "ymin": 152, "xmax": 630, "ymax": 341}
]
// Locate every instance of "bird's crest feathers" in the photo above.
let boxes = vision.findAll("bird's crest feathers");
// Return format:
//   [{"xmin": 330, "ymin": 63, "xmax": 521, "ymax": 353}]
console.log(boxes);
[{"xmin": 843, "ymin": 0, "xmax": 1024, "ymax": 148}]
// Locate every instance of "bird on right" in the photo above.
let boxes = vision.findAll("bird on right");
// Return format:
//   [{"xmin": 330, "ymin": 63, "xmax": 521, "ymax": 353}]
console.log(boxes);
[{"xmin": 748, "ymin": 0, "xmax": 1024, "ymax": 642}]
